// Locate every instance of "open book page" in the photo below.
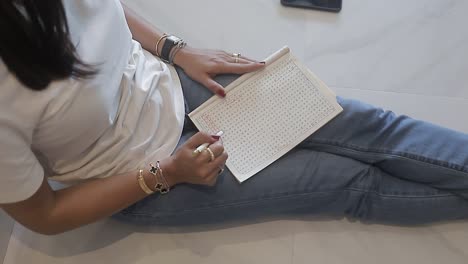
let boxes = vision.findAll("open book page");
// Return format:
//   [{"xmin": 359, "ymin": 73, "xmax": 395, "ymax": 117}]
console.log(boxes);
[{"xmin": 189, "ymin": 47, "xmax": 343, "ymax": 182}]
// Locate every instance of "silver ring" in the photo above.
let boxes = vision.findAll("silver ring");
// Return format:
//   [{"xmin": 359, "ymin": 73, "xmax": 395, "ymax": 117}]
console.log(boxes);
[
  {"xmin": 232, "ymin": 53, "xmax": 241, "ymax": 63},
  {"xmin": 205, "ymin": 147, "xmax": 215, "ymax": 162},
  {"xmin": 218, "ymin": 166, "xmax": 225, "ymax": 175}
]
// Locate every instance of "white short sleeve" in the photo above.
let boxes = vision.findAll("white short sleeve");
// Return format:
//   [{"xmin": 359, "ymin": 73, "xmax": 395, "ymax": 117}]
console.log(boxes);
[
  {"xmin": 0, "ymin": 123, "xmax": 44, "ymax": 204},
  {"xmin": 0, "ymin": 0, "xmax": 184, "ymax": 189}
]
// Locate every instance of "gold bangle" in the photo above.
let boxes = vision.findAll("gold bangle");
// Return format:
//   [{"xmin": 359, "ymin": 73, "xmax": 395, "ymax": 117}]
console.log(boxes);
[
  {"xmin": 137, "ymin": 169, "xmax": 154, "ymax": 195},
  {"xmin": 155, "ymin": 33, "xmax": 168, "ymax": 57}
]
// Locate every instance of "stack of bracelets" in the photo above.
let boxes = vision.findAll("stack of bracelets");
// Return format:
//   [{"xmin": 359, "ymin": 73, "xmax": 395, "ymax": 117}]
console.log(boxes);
[
  {"xmin": 137, "ymin": 161, "xmax": 170, "ymax": 195},
  {"xmin": 135, "ymin": 34, "xmax": 188, "ymax": 195},
  {"xmin": 155, "ymin": 33, "xmax": 187, "ymax": 65}
]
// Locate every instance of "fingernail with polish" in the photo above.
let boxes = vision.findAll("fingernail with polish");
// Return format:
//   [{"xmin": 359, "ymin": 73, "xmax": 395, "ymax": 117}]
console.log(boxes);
[
  {"xmin": 217, "ymin": 90, "xmax": 226, "ymax": 97},
  {"xmin": 211, "ymin": 130, "xmax": 223, "ymax": 140}
]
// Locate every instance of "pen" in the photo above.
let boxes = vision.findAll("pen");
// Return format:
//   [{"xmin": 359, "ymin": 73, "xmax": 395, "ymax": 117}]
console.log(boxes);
[{"xmin": 192, "ymin": 131, "xmax": 224, "ymax": 156}]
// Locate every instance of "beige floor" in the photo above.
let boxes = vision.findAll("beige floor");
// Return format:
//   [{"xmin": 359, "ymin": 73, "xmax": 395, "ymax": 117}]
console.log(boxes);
[
  {"xmin": 0, "ymin": 212, "xmax": 13, "ymax": 264},
  {"xmin": 2, "ymin": 0, "xmax": 468, "ymax": 263}
]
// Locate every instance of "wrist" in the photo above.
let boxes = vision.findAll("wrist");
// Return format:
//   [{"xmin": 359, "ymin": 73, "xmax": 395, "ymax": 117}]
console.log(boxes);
[
  {"xmin": 172, "ymin": 45, "xmax": 191, "ymax": 67},
  {"xmin": 159, "ymin": 157, "xmax": 180, "ymax": 187}
]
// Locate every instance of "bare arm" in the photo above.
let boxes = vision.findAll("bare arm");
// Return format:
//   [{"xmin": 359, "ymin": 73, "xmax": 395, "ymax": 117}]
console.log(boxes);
[
  {"xmin": 1, "ymin": 162, "xmax": 168, "ymax": 235},
  {"xmin": 121, "ymin": 2, "xmax": 165, "ymax": 56},
  {"xmin": 0, "ymin": 2, "xmax": 255, "ymax": 235},
  {"xmin": 0, "ymin": 3, "xmax": 170, "ymax": 236},
  {"xmin": 0, "ymin": 132, "xmax": 224, "ymax": 235},
  {"xmin": 121, "ymin": 2, "xmax": 264, "ymax": 97}
]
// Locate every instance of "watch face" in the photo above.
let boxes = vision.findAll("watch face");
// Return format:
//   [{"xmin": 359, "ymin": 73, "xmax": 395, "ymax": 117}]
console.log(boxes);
[{"xmin": 167, "ymin": 35, "xmax": 181, "ymax": 42}]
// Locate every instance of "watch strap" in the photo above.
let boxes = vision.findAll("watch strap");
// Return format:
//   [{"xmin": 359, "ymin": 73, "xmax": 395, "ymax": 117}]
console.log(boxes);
[{"xmin": 160, "ymin": 36, "xmax": 180, "ymax": 62}]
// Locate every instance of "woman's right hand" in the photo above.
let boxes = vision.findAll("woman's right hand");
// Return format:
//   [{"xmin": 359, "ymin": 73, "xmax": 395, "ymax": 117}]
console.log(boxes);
[{"xmin": 160, "ymin": 132, "xmax": 228, "ymax": 187}]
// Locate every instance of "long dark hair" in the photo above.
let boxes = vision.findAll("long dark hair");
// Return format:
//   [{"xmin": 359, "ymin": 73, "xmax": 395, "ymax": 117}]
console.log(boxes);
[{"xmin": 0, "ymin": 0, "xmax": 96, "ymax": 91}]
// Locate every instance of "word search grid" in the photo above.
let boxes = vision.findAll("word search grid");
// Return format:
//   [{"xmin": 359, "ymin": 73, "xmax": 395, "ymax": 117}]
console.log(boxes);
[{"xmin": 191, "ymin": 51, "xmax": 342, "ymax": 182}]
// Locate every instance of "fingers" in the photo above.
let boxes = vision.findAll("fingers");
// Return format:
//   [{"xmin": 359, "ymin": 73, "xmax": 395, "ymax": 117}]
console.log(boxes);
[
  {"xmin": 229, "ymin": 57, "xmax": 256, "ymax": 65},
  {"xmin": 217, "ymin": 62, "xmax": 265, "ymax": 75},
  {"xmin": 209, "ymin": 154, "xmax": 227, "ymax": 175},
  {"xmin": 197, "ymin": 52, "xmax": 265, "ymax": 96},
  {"xmin": 240, "ymin": 55, "xmax": 262, "ymax": 64},
  {"xmin": 206, "ymin": 142, "xmax": 227, "ymax": 168},
  {"xmin": 209, "ymin": 151, "xmax": 228, "ymax": 173},
  {"xmin": 222, "ymin": 51, "xmax": 263, "ymax": 64},
  {"xmin": 200, "ymin": 75, "xmax": 226, "ymax": 97},
  {"xmin": 197, "ymin": 150, "xmax": 227, "ymax": 186},
  {"xmin": 200, "ymin": 140, "xmax": 224, "ymax": 162},
  {"xmin": 199, "ymin": 141, "xmax": 227, "ymax": 186},
  {"xmin": 206, "ymin": 152, "xmax": 229, "ymax": 185},
  {"xmin": 185, "ymin": 132, "xmax": 217, "ymax": 149},
  {"xmin": 221, "ymin": 52, "xmax": 265, "ymax": 71},
  {"xmin": 198, "ymin": 60, "xmax": 263, "ymax": 96},
  {"xmin": 181, "ymin": 133, "xmax": 227, "ymax": 187}
]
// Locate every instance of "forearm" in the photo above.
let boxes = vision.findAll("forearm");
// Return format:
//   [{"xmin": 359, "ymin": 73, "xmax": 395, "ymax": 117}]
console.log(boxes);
[
  {"xmin": 49, "ymin": 171, "xmax": 151, "ymax": 234},
  {"xmin": 47, "ymin": 160, "xmax": 179, "ymax": 234},
  {"xmin": 121, "ymin": 2, "xmax": 165, "ymax": 55},
  {"xmin": 5, "ymin": 158, "xmax": 178, "ymax": 235},
  {"xmin": 120, "ymin": 2, "xmax": 204, "ymax": 70}
]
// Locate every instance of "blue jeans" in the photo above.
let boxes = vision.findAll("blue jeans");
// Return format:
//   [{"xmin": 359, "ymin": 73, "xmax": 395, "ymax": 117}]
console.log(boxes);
[{"xmin": 113, "ymin": 69, "xmax": 468, "ymax": 226}]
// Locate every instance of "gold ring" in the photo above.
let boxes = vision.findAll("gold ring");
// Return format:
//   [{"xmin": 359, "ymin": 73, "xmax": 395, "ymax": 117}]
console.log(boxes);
[{"xmin": 205, "ymin": 147, "xmax": 215, "ymax": 162}]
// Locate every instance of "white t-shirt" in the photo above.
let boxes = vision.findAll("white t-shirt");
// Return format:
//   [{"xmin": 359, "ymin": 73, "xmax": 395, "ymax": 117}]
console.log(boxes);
[{"xmin": 0, "ymin": 0, "xmax": 185, "ymax": 203}]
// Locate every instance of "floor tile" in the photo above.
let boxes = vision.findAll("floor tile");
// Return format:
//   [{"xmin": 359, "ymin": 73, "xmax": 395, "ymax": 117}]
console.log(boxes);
[
  {"xmin": 4, "ymin": 219, "xmax": 293, "ymax": 264},
  {"xmin": 292, "ymin": 220, "xmax": 468, "ymax": 264},
  {"xmin": 0, "ymin": 211, "xmax": 13, "ymax": 264},
  {"xmin": 302, "ymin": 0, "xmax": 468, "ymax": 99}
]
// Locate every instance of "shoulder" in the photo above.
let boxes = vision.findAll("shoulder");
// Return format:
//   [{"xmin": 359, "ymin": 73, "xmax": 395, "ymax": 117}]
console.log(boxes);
[{"xmin": 0, "ymin": 59, "xmax": 61, "ymax": 134}]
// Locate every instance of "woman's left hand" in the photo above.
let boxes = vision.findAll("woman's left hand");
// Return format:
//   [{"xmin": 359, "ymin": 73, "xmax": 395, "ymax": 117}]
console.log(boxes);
[{"xmin": 173, "ymin": 46, "xmax": 265, "ymax": 97}]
